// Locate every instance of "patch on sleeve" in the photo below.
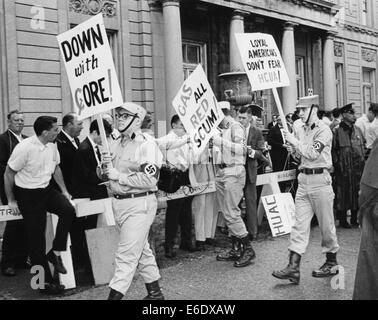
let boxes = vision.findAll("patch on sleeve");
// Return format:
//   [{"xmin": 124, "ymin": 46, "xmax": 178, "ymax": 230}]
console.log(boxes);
[
  {"xmin": 313, "ymin": 140, "xmax": 325, "ymax": 153},
  {"xmin": 141, "ymin": 163, "xmax": 160, "ymax": 179}
]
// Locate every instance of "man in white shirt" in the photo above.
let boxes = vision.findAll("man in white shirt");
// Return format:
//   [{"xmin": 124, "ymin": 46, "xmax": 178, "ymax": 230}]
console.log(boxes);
[
  {"xmin": 355, "ymin": 104, "xmax": 375, "ymax": 148},
  {"xmin": 365, "ymin": 103, "xmax": 378, "ymax": 153},
  {"xmin": 156, "ymin": 115, "xmax": 196, "ymax": 258},
  {"xmin": 4, "ymin": 116, "xmax": 76, "ymax": 295}
]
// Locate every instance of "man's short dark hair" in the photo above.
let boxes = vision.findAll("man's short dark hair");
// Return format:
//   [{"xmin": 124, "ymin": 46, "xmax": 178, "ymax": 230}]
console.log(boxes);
[
  {"xmin": 238, "ymin": 106, "xmax": 252, "ymax": 115},
  {"xmin": 369, "ymin": 103, "xmax": 378, "ymax": 115},
  {"xmin": 332, "ymin": 108, "xmax": 340, "ymax": 118},
  {"xmin": 34, "ymin": 116, "xmax": 57, "ymax": 136},
  {"xmin": 62, "ymin": 113, "xmax": 76, "ymax": 128},
  {"xmin": 90, "ymin": 119, "xmax": 112, "ymax": 135},
  {"xmin": 171, "ymin": 114, "xmax": 181, "ymax": 128},
  {"xmin": 7, "ymin": 110, "xmax": 23, "ymax": 120},
  {"xmin": 222, "ymin": 108, "xmax": 231, "ymax": 116}
]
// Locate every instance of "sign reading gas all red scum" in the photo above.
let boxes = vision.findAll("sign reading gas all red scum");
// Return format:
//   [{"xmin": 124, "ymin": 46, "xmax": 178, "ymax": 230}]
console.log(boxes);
[
  {"xmin": 57, "ymin": 13, "xmax": 123, "ymax": 120},
  {"xmin": 172, "ymin": 64, "xmax": 224, "ymax": 156}
]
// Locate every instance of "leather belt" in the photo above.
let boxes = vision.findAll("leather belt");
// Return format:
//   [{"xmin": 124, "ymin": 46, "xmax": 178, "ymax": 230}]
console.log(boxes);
[
  {"xmin": 218, "ymin": 163, "xmax": 241, "ymax": 169},
  {"xmin": 299, "ymin": 168, "xmax": 326, "ymax": 175},
  {"xmin": 113, "ymin": 191, "xmax": 156, "ymax": 200}
]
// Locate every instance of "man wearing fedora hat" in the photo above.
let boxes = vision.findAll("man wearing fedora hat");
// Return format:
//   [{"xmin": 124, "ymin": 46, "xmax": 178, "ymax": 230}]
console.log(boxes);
[
  {"xmin": 332, "ymin": 103, "xmax": 366, "ymax": 228},
  {"xmin": 272, "ymin": 95, "xmax": 340, "ymax": 284}
]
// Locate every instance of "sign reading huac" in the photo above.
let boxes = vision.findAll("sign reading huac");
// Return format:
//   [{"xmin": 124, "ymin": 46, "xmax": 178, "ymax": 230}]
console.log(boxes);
[
  {"xmin": 57, "ymin": 13, "xmax": 123, "ymax": 120},
  {"xmin": 261, "ymin": 193, "xmax": 295, "ymax": 237},
  {"xmin": 172, "ymin": 64, "xmax": 224, "ymax": 155},
  {"xmin": 235, "ymin": 33, "xmax": 290, "ymax": 91}
]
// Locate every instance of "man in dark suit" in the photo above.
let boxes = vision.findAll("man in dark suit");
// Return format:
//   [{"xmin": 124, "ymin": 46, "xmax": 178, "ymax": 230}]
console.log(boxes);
[
  {"xmin": 54, "ymin": 113, "xmax": 83, "ymax": 271},
  {"xmin": 0, "ymin": 110, "xmax": 28, "ymax": 276},
  {"xmin": 237, "ymin": 106, "xmax": 269, "ymax": 240},
  {"xmin": 70, "ymin": 119, "xmax": 112, "ymax": 272},
  {"xmin": 72, "ymin": 119, "xmax": 111, "ymax": 202},
  {"xmin": 268, "ymin": 115, "xmax": 278, "ymax": 130},
  {"xmin": 55, "ymin": 113, "xmax": 83, "ymax": 194},
  {"xmin": 267, "ymin": 116, "xmax": 288, "ymax": 172}
]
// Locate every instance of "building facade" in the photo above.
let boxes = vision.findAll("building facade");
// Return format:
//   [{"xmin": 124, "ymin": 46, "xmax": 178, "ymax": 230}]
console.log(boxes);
[{"xmin": 0, "ymin": 0, "xmax": 377, "ymax": 135}]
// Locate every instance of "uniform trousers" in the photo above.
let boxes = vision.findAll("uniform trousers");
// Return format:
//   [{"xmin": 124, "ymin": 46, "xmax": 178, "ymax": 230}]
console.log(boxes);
[
  {"xmin": 215, "ymin": 165, "xmax": 248, "ymax": 238},
  {"xmin": 109, "ymin": 194, "xmax": 160, "ymax": 295},
  {"xmin": 15, "ymin": 185, "xmax": 75, "ymax": 283},
  {"xmin": 289, "ymin": 172, "xmax": 339, "ymax": 255}
]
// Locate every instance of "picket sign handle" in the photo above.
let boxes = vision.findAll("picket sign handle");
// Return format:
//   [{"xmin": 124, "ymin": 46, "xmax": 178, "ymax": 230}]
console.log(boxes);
[
  {"xmin": 272, "ymin": 87, "xmax": 289, "ymax": 133},
  {"xmin": 95, "ymin": 114, "xmax": 112, "ymax": 169}
]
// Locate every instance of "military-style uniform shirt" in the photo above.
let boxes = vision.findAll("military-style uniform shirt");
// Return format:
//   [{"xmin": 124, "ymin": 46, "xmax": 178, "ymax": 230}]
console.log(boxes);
[
  {"xmin": 293, "ymin": 119, "xmax": 333, "ymax": 170},
  {"xmin": 108, "ymin": 131, "xmax": 163, "ymax": 196},
  {"xmin": 215, "ymin": 119, "xmax": 246, "ymax": 166}
]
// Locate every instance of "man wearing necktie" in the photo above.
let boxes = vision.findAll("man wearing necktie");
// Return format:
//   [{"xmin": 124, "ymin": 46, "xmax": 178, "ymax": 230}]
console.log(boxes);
[
  {"xmin": 71, "ymin": 119, "xmax": 112, "ymax": 273},
  {"xmin": 55, "ymin": 113, "xmax": 83, "ymax": 195},
  {"xmin": 55, "ymin": 113, "xmax": 83, "ymax": 272}
]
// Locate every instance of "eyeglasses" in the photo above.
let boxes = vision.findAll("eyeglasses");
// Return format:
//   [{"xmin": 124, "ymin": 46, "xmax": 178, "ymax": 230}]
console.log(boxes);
[
  {"xmin": 115, "ymin": 113, "xmax": 135, "ymax": 121},
  {"xmin": 345, "ymin": 110, "xmax": 355, "ymax": 115}
]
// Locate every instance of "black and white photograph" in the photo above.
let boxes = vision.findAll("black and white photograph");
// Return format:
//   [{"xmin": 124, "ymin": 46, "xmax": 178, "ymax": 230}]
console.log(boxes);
[{"xmin": 0, "ymin": 0, "xmax": 377, "ymax": 307}]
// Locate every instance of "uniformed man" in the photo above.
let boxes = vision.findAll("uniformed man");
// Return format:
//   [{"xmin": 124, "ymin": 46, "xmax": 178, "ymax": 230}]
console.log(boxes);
[
  {"xmin": 212, "ymin": 104, "xmax": 256, "ymax": 268},
  {"xmin": 103, "ymin": 103, "xmax": 164, "ymax": 300},
  {"xmin": 272, "ymin": 95, "xmax": 340, "ymax": 284},
  {"xmin": 332, "ymin": 103, "xmax": 366, "ymax": 228}
]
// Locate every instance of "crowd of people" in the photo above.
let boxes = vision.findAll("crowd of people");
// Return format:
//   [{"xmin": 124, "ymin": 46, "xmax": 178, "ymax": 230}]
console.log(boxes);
[{"xmin": 0, "ymin": 97, "xmax": 377, "ymax": 299}]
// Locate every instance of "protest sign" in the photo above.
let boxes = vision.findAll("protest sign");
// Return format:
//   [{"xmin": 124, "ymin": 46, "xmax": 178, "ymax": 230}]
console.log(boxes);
[
  {"xmin": 57, "ymin": 13, "xmax": 123, "ymax": 120},
  {"xmin": 236, "ymin": 33, "xmax": 290, "ymax": 132},
  {"xmin": 235, "ymin": 33, "xmax": 289, "ymax": 91},
  {"xmin": 172, "ymin": 64, "xmax": 224, "ymax": 155},
  {"xmin": 261, "ymin": 193, "xmax": 295, "ymax": 237},
  {"xmin": 0, "ymin": 205, "xmax": 22, "ymax": 222}
]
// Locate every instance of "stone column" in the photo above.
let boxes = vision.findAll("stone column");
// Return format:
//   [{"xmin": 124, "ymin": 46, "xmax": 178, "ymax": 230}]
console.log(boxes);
[
  {"xmin": 281, "ymin": 22, "xmax": 297, "ymax": 114},
  {"xmin": 323, "ymin": 32, "xmax": 337, "ymax": 111},
  {"xmin": 229, "ymin": 10, "xmax": 247, "ymax": 72},
  {"xmin": 162, "ymin": 0, "xmax": 184, "ymax": 130}
]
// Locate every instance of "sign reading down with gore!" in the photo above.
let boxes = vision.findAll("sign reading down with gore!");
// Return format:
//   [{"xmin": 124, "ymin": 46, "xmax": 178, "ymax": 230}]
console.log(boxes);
[
  {"xmin": 235, "ymin": 33, "xmax": 290, "ymax": 91},
  {"xmin": 57, "ymin": 13, "xmax": 123, "ymax": 120}
]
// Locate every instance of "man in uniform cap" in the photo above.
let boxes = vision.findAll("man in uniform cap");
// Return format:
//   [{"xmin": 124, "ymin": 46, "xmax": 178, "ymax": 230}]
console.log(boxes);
[
  {"xmin": 102, "ymin": 103, "xmax": 164, "ymax": 300},
  {"xmin": 332, "ymin": 103, "xmax": 366, "ymax": 228},
  {"xmin": 272, "ymin": 95, "xmax": 340, "ymax": 284},
  {"xmin": 212, "ymin": 106, "xmax": 256, "ymax": 268}
]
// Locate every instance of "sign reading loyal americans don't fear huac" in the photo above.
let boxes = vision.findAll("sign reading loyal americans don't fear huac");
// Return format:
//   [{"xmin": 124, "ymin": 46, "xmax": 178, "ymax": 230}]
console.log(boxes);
[
  {"xmin": 235, "ymin": 33, "xmax": 290, "ymax": 91},
  {"xmin": 57, "ymin": 13, "xmax": 123, "ymax": 120},
  {"xmin": 172, "ymin": 64, "xmax": 224, "ymax": 155}
]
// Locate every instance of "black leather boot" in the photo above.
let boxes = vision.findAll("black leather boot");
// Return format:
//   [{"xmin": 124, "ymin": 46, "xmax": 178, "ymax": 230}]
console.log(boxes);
[
  {"xmin": 108, "ymin": 288, "xmax": 124, "ymax": 300},
  {"xmin": 216, "ymin": 236, "xmax": 241, "ymax": 261},
  {"xmin": 143, "ymin": 280, "xmax": 165, "ymax": 300},
  {"xmin": 312, "ymin": 252, "xmax": 339, "ymax": 278},
  {"xmin": 234, "ymin": 236, "xmax": 256, "ymax": 268},
  {"xmin": 272, "ymin": 251, "xmax": 301, "ymax": 284}
]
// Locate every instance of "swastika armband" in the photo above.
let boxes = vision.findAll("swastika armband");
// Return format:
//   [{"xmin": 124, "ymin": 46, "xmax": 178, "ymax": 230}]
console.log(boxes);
[
  {"xmin": 141, "ymin": 163, "xmax": 160, "ymax": 179},
  {"xmin": 313, "ymin": 140, "xmax": 325, "ymax": 153}
]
